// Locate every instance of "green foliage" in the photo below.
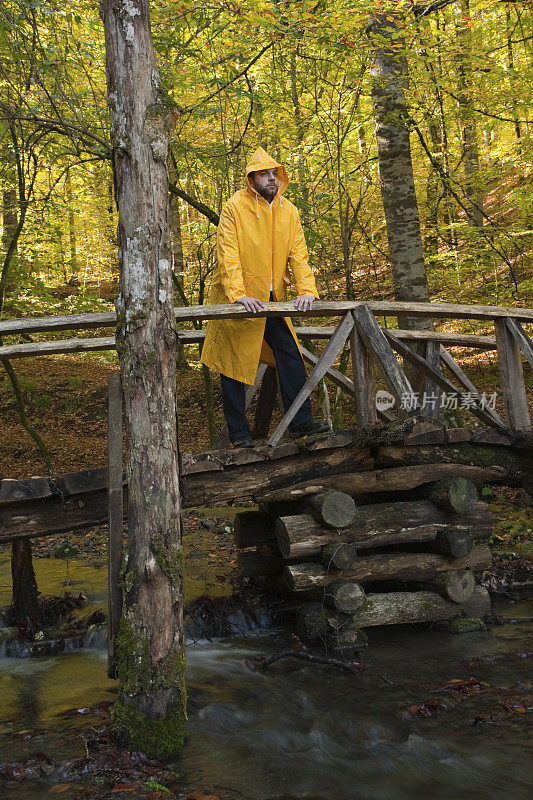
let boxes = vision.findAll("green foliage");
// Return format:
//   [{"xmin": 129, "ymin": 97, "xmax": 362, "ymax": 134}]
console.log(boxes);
[
  {"xmin": 144, "ymin": 779, "xmax": 171, "ymax": 793},
  {"xmin": 0, "ymin": 0, "xmax": 528, "ymax": 324}
]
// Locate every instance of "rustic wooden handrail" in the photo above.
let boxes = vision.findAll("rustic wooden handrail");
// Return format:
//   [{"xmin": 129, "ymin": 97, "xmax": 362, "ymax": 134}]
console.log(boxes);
[
  {"xmin": 0, "ymin": 327, "xmax": 501, "ymax": 360},
  {"xmin": 0, "ymin": 301, "xmax": 531, "ymax": 433},
  {"xmin": 1, "ymin": 299, "xmax": 532, "ymax": 338}
]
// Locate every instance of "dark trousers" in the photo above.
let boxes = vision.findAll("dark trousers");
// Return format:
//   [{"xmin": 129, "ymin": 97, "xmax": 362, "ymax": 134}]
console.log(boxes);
[{"xmin": 221, "ymin": 316, "xmax": 312, "ymax": 443}]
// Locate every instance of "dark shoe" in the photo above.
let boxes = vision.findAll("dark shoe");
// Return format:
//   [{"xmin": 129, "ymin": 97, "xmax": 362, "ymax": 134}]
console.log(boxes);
[
  {"xmin": 233, "ymin": 437, "xmax": 254, "ymax": 449},
  {"xmin": 289, "ymin": 420, "xmax": 330, "ymax": 438}
]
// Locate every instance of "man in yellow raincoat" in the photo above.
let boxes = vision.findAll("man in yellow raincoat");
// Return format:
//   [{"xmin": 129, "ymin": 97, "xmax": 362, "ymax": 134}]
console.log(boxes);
[{"xmin": 201, "ymin": 147, "xmax": 329, "ymax": 447}]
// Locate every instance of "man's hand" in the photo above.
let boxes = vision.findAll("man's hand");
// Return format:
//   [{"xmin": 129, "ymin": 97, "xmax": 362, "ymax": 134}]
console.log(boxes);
[
  {"xmin": 294, "ymin": 294, "xmax": 315, "ymax": 312},
  {"xmin": 235, "ymin": 296, "xmax": 264, "ymax": 313}
]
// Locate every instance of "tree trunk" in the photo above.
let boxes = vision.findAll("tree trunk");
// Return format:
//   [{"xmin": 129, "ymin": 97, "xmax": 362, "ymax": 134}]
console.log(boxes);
[
  {"xmin": 65, "ymin": 169, "xmax": 78, "ymax": 279},
  {"xmin": 427, "ymin": 528, "xmax": 473, "ymax": 559},
  {"xmin": 290, "ymin": 49, "xmax": 309, "ymax": 229},
  {"xmin": 325, "ymin": 626, "xmax": 368, "ymax": 657},
  {"xmin": 11, "ymin": 539, "xmax": 40, "ymax": 631},
  {"xmin": 322, "ymin": 579, "xmax": 366, "ymax": 613},
  {"xmin": 455, "ymin": 0, "xmax": 483, "ymax": 227},
  {"xmin": 185, "ymin": 445, "xmax": 373, "ymax": 507},
  {"xmin": 369, "ymin": 6, "xmax": 431, "ymax": 332},
  {"xmin": 321, "ymin": 542, "xmax": 359, "ymax": 571},
  {"xmin": 101, "ymin": 0, "xmax": 185, "ymax": 759},
  {"xmin": 257, "ymin": 462, "xmax": 511, "ymax": 507},
  {"xmin": 427, "ymin": 569, "xmax": 475, "ymax": 604},
  {"xmin": 506, "ymin": 9, "xmax": 522, "ymax": 152},
  {"xmin": 2, "ymin": 187, "xmax": 18, "ymax": 295}
]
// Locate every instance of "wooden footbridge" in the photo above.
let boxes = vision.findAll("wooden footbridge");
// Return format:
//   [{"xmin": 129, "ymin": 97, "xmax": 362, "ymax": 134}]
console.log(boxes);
[{"xmin": 1, "ymin": 300, "xmax": 532, "ymax": 658}]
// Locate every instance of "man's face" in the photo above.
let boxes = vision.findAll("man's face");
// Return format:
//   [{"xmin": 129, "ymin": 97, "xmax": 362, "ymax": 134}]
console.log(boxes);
[{"xmin": 251, "ymin": 168, "xmax": 279, "ymax": 200}]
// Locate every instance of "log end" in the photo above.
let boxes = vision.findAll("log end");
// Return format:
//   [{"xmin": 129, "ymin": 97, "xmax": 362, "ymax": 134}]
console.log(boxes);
[
  {"xmin": 441, "ymin": 569, "xmax": 476, "ymax": 604},
  {"xmin": 308, "ymin": 490, "xmax": 358, "ymax": 529},
  {"xmin": 448, "ymin": 477, "xmax": 479, "ymax": 516}
]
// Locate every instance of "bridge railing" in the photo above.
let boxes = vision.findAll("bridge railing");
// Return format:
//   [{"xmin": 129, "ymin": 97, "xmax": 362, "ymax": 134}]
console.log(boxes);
[{"xmin": 1, "ymin": 300, "xmax": 532, "ymax": 440}]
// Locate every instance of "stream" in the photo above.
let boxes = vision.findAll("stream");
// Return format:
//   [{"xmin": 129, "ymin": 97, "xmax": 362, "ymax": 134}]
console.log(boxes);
[{"xmin": 1, "ymin": 544, "xmax": 532, "ymax": 799}]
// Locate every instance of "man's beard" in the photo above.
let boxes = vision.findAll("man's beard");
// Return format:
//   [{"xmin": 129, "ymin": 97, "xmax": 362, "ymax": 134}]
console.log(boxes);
[
  {"xmin": 260, "ymin": 184, "xmax": 278, "ymax": 200},
  {"xmin": 252, "ymin": 178, "xmax": 278, "ymax": 200}
]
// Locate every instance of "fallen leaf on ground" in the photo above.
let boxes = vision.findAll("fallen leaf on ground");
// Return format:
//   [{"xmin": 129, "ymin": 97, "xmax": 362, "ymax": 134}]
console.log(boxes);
[
  {"xmin": 110, "ymin": 782, "xmax": 142, "ymax": 792},
  {"xmin": 186, "ymin": 795, "xmax": 222, "ymax": 800}
]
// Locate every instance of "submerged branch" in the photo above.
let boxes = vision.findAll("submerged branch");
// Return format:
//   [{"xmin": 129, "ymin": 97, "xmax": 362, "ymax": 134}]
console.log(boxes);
[{"xmin": 246, "ymin": 647, "xmax": 364, "ymax": 674}]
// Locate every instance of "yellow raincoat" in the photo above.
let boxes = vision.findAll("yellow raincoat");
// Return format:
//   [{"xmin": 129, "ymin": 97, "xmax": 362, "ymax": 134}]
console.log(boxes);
[{"xmin": 201, "ymin": 147, "xmax": 318, "ymax": 385}]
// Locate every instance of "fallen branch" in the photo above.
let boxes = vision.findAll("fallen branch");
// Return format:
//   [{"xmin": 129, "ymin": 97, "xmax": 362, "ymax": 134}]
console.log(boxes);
[{"xmin": 246, "ymin": 647, "xmax": 363, "ymax": 674}]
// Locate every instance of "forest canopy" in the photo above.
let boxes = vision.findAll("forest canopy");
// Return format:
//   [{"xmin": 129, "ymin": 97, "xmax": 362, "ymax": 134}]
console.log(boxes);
[{"xmin": 0, "ymin": 0, "xmax": 531, "ymax": 326}]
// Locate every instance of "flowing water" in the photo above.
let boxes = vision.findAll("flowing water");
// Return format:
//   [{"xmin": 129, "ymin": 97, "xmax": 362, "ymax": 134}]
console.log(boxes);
[{"xmin": 1, "ymin": 548, "xmax": 532, "ymax": 799}]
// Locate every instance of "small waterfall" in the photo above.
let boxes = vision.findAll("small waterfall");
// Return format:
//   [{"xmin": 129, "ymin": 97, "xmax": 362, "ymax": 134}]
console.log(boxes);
[
  {"xmin": 0, "ymin": 631, "xmax": 31, "ymax": 658},
  {"xmin": 185, "ymin": 597, "xmax": 273, "ymax": 642},
  {"xmin": 82, "ymin": 623, "xmax": 108, "ymax": 651}
]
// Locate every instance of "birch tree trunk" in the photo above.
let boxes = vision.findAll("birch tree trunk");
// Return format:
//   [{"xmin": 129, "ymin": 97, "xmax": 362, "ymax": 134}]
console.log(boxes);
[
  {"xmin": 100, "ymin": 0, "xmax": 186, "ymax": 758},
  {"xmin": 369, "ymin": 8, "xmax": 431, "ymax": 331}
]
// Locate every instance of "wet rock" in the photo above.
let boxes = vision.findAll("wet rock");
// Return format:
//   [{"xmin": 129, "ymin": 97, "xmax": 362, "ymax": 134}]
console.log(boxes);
[
  {"xmin": 447, "ymin": 616, "xmax": 486, "ymax": 634},
  {"xmin": 53, "ymin": 542, "xmax": 79, "ymax": 558}
]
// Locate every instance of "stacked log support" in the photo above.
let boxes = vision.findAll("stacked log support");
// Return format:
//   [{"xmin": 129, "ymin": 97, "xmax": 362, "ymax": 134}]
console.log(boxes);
[{"xmin": 235, "ymin": 477, "xmax": 493, "ymax": 652}]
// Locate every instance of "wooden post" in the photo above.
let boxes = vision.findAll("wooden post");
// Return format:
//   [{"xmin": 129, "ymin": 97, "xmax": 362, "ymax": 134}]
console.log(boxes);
[
  {"xmin": 495, "ymin": 318, "xmax": 531, "ymax": 431},
  {"xmin": 352, "ymin": 304, "xmax": 412, "ymax": 407},
  {"xmin": 349, "ymin": 313, "xmax": 378, "ymax": 425},
  {"xmin": 107, "ymin": 373, "xmax": 123, "ymax": 679},
  {"xmin": 11, "ymin": 539, "xmax": 40, "ymax": 630},
  {"xmin": 420, "ymin": 340, "xmax": 441, "ymax": 418},
  {"xmin": 384, "ymin": 330, "xmax": 501, "ymax": 428}
]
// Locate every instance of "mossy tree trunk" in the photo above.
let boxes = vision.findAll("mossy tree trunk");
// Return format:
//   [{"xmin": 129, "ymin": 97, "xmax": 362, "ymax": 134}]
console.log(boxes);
[{"xmin": 100, "ymin": 0, "xmax": 186, "ymax": 758}]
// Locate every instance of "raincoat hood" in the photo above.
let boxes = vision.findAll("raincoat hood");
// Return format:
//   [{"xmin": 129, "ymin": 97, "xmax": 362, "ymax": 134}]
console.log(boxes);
[{"xmin": 245, "ymin": 147, "xmax": 289, "ymax": 197}]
